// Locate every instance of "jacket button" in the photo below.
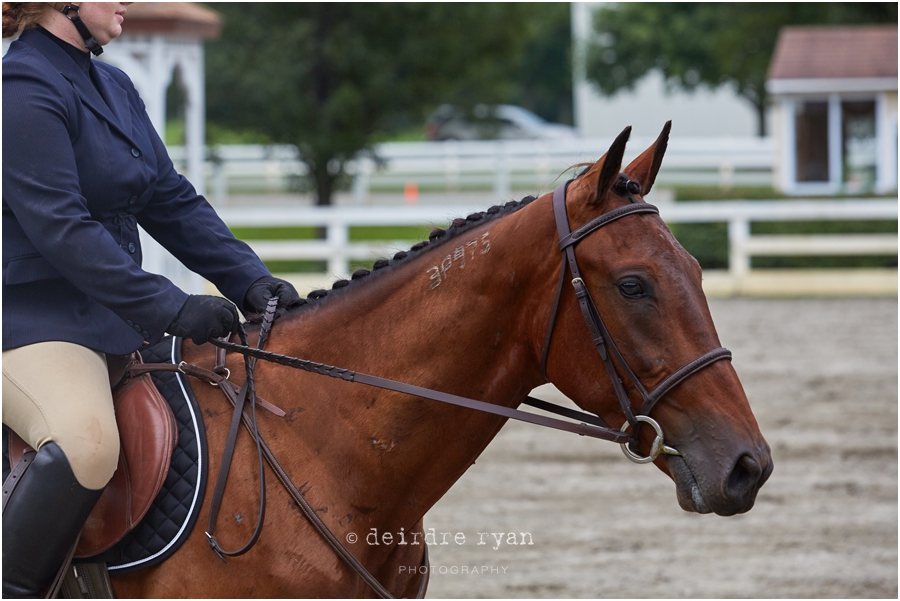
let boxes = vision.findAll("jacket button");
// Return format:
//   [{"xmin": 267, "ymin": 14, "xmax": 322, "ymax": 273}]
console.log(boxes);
[
  {"xmin": 141, "ymin": 331, "xmax": 149, "ymax": 338},
  {"xmin": 126, "ymin": 319, "xmax": 133, "ymax": 326},
  {"xmin": 130, "ymin": 148, "xmax": 141, "ymax": 158},
  {"xmin": 128, "ymin": 243, "xmax": 136, "ymax": 253},
  {"xmin": 132, "ymin": 324, "xmax": 141, "ymax": 332},
  {"xmin": 128, "ymin": 196, "xmax": 138, "ymax": 204}
]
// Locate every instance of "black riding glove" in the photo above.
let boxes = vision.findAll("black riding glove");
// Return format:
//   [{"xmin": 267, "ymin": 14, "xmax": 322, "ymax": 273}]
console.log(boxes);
[
  {"xmin": 243, "ymin": 276, "xmax": 301, "ymax": 314},
  {"xmin": 167, "ymin": 295, "xmax": 240, "ymax": 345}
]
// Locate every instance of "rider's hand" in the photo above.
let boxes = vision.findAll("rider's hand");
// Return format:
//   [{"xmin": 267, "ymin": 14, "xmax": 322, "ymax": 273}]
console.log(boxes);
[
  {"xmin": 243, "ymin": 276, "xmax": 301, "ymax": 314},
  {"xmin": 167, "ymin": 295, "xmax": 240, "ymax": 345}
]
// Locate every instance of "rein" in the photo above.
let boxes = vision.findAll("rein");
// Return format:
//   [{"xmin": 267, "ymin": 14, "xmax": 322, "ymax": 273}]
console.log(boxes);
[{"xmin": 207, "ymin": 338, "xmax": 632, "ymax": 444}]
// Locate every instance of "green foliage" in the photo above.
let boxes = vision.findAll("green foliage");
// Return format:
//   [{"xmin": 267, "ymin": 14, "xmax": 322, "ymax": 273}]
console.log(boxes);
[
  {"xmin": 206, "ymin": 123, "xmax": 272, "ymax": 145},
  {"xmin": 585, "ymin": 3, "xmax": 898, "ymax": 135},
  {"xmin": 164, "ymin": 121, "xmax": 184, "ymax": 146},
  {"xmin": 509, "ymin": 3, "xmax": 573, "ymax": 124},
  {"xmin": 204, "ymin": 3, "xmax": 545, "ymax": 205},
  {"xmin": 669, "ymin": 222, "xmax": 729, "ymax": 270}
]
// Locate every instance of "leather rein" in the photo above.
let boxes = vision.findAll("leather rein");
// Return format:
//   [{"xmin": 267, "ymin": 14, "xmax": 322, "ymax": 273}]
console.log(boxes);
[{"xmin": 132, "ymin": 180, "xmax": 731, "ymax": 597}]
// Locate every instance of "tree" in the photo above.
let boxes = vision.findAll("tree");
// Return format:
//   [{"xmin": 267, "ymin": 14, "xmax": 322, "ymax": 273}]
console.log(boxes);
[
  {"xmin": 509, "ymin": 3, "xmax": 573, "ymax": 125},
  {"xmin": 204, "ymin": 3, "xmax": 534, "ymax": 206},
  {"xmin": 585, "ymin": 3, "xmax": 897, "ymax": 136}
]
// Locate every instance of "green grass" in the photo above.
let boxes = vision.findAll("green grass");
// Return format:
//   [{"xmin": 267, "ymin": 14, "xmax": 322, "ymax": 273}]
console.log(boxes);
[
  {"xmin": 671, "ymin": 185, "xmax": 788, "ymax": 201},
  {"xmin": 671, "ymin": 185, "xmax": 897, "ymax": 201},
  {"xmin": 350, "ymin": 225, "xmax": 433, "ymax": 242},
  {"xmin": 165, "ymin": 121, "xmax": 272, "ymax": 146}
]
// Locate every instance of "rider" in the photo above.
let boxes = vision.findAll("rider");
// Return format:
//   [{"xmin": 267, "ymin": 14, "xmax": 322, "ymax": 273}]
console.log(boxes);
[{"xmin": 2, "ymin": 3, "xmax": 300, "ymax": 596}]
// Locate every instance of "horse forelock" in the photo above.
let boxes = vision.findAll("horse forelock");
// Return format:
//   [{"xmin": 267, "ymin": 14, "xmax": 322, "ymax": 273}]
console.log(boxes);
[
  {"xmin": 570, "ymin": 161, "xmax": 644, "ymax": 205},
  {"xmin": 242, "ymin": 194, "xmax": 540, "ymax": 327}
]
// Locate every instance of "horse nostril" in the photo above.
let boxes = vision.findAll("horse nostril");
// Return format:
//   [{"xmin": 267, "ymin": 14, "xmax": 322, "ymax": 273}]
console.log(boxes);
[{"xmin": 727, "ymin": 453, "xmax": 762, "ymax": 497}]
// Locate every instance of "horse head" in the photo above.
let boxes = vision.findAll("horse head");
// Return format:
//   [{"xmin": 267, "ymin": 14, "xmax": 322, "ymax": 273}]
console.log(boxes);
[{"xmin": 543, "ymin": 123, "xmax": 772, "ymax": 516}]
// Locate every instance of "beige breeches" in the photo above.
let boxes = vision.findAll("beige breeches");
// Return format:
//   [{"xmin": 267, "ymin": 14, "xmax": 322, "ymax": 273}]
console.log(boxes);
[{"xmin": 3, "ymin": 341, "xmax": 119, "ymax": 490}]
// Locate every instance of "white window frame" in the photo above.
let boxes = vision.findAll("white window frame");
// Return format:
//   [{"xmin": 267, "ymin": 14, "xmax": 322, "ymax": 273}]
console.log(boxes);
[{"xmin": 781, "ymin": 92, "xmax": 891, "ymax": 195}]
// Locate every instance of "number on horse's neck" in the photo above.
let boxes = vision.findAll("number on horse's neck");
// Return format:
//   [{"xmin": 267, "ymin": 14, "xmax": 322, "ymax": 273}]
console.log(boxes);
[{"xmin": 241, "ymin": 193, "xmax": 560, "ymax": 502}]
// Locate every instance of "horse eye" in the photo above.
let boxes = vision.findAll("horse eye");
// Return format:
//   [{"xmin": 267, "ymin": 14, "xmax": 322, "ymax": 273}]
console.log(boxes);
[{"xmin": 619, "ymin": 280, "xmax": 645, "ymax": 298}]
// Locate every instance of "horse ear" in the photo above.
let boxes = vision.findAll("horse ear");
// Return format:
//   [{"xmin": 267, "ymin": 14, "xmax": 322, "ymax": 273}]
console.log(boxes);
[
  {"xmin": 594, "ymin": 126, "xmax": 631, "ymax": 204},
  {"xmin": 623, "ymin": 120, "xmax": 671, "ymax": 196}
]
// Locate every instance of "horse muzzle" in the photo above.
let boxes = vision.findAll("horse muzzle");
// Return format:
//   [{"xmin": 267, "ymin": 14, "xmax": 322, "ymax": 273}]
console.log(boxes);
[{"xmin": 666, "ymin": 445, "xmax": 774, "ymax": 516}]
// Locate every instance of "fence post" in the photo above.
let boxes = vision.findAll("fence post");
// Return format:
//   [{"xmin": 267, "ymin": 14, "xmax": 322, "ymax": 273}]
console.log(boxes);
[
  {"xmin": 212, "ymin": 161, "xmax": 227, "ymax": 206},
  {"xmin": 718, "ymin": 156, "xmax": 734, "ymax": 190},
  {"xmin": 444, "ymin": 142, "xmax": 460, "ymax": 192},
  {"xmin": 327, "ymin": 211, "xmax": 349, "ymax": 278},
  {"xmin": 728, "ymin": 215, "xmax": 751, "ymax": 280},
  {"xmin": 353, "ymin": 157, "xmax": 373, "ymax": 205},
  {"xmin": 494, "ymin": 142, "xmax": 510, "ymax": 198}
]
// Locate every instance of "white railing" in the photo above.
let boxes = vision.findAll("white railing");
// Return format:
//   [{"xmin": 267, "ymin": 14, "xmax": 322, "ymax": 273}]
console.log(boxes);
[
  {"xmin": 653, "ymin": 199, "xmax": 898, "ymax": 277},
  {"xmin": 169, "ymin": 137, "xmax": 775, "ymax": 204},
  {"xmin": 215, "ymin": 198, "xmax": 898, "ymax": 280}
]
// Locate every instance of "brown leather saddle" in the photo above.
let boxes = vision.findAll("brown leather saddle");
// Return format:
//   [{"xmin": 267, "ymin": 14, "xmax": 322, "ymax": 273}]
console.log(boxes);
[{"xmin": 7, "ymin": 352, "xmax": 177, "ymax": 558}]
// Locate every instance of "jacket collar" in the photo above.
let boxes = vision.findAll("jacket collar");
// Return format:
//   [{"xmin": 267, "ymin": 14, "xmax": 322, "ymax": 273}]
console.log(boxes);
[{"xmin": 16, "ymin": 29, "xmax": 135, "ymax": 144}]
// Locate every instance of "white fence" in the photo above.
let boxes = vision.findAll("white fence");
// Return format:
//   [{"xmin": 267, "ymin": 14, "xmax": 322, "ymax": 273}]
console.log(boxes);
[
  {"xmin": 169, "ymin": 137, "xmax": 775, "ymax": 204},
  {"xmin": 214, "ymin": 198, "xmax": 898, "ymax": 280}
]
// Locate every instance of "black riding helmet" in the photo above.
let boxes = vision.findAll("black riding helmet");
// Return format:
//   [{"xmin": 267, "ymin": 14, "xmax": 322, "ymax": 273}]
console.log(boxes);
[{"xmin": 53, "ymin": 3, "xmax": 103, "ymax": 56}]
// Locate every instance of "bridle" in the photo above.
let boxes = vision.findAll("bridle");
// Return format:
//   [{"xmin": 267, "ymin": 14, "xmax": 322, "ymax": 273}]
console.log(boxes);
[{"xmin": 539, "ymin": 179, "xmax": 733, "ymax": 463}]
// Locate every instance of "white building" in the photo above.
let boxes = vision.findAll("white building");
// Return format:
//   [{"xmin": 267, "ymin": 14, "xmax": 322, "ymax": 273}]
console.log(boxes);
[
  {"xmin": 570, "ymin": 2, "xmax": 763, "ymax": 139},
  {"xmin": 767, "ymin": 25, "xmax": 898, "ymax": 195}
]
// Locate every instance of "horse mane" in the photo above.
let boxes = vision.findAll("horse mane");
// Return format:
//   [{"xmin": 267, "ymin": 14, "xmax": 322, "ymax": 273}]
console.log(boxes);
[{"xmin": 243, "ymin": 193, "xmax": 540, "ymax": 325}]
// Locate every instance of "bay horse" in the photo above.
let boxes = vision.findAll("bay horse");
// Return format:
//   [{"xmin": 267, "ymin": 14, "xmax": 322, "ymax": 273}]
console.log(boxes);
[{"xmin": 112, "ymin": 124, "xmax": 772, "ymax": 598}]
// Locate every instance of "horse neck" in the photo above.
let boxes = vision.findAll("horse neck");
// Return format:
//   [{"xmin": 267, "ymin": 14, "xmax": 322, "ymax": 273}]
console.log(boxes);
[{"xmin": 261, "ymin": 197, "xmax": 559, "ymax": 540}]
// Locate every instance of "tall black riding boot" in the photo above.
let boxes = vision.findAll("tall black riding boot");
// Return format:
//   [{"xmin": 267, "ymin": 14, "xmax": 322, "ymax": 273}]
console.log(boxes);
[{"xmin": 2, "ymin": 442, "xmax": 104, "ymax": 598}]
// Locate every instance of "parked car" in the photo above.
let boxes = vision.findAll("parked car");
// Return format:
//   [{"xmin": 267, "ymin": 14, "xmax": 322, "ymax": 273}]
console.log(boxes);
[{"xmin": 425, "ymin": 104, "xmax": 577, "ymax": 141}]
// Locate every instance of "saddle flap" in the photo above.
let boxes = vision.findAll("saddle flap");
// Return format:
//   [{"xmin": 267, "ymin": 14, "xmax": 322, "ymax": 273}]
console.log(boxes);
[{"xmin": 75, "ymin": 357, "xmax": 178, "ymax": 558}]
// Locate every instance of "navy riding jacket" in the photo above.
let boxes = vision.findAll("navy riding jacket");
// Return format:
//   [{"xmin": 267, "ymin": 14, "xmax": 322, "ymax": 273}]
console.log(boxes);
[{"xmin": 2, "ymin": 29, "xmax": 271, "ymax": 354}]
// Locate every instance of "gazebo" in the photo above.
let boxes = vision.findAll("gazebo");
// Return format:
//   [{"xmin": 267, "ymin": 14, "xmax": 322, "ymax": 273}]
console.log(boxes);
[
  {"xmin": 103, "ymin": 2, "xmax": 222, "ymax": 195},
  {"xmin": 102, "ymin": 3, "xmax": 223, "ymax": 293}
]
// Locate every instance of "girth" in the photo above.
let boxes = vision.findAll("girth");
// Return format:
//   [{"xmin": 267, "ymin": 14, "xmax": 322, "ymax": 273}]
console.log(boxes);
[{"xmin": 540, "ymin": 179, "xmax": 732, "ymax": 462}]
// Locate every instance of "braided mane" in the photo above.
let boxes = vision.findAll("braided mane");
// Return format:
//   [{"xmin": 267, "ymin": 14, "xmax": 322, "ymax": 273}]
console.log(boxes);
[{"xmin": 244, "ymin": 194, "xmax": 539, "ymax": 325}]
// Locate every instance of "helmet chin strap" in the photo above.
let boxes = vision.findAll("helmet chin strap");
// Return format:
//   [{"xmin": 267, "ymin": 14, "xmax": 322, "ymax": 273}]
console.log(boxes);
[{"xmin": 58, "ymin": 4, "xmax": 103, "ymax": 56}]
